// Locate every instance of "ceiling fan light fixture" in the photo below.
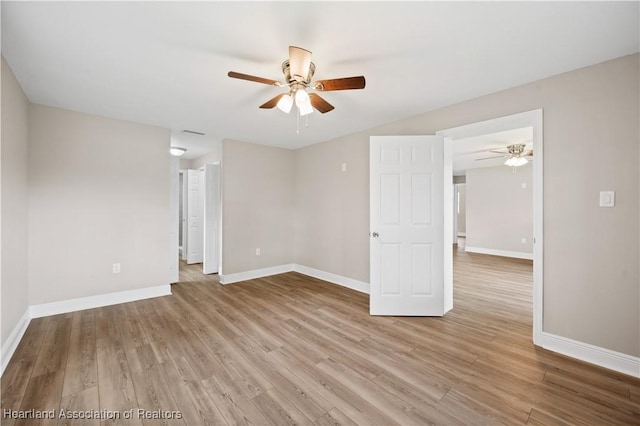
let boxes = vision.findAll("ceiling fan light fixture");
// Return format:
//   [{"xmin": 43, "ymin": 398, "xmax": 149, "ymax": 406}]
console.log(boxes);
[
  {"xmin": 294, "ymin": 88, "xmax": 310, "ymax": 107},
  {"xmin": 299, "ymin": 102, "xmax": 314, "ymax": 116},
  {"xmin": 276, "ymin": 94, "xmax": 293, "ymax": 113},
  {"xmin": 505, "ymin": 156, "xmax": 528, "ymax": 167},
  {"xmin": 170, "ymin": 147, "xmax": 187, "ymax": 156},
  {"xmin": 293, "ymin": 88, "xmax": 313, "ymax": 116}
]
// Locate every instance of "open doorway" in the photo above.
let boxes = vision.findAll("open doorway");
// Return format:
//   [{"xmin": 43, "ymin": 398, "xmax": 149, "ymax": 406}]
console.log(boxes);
[
  {"xmin": 173, "ymin": 164, "xmax": 221, "ymax": 282},
  {"xmin": 452, "ymin": 127, "xmax": 534, "ymax": 259},
  {"xmin": 437, "ymin": 109, "xmax": 543, "ymax": 344},
  {"xmin": 169, "ymin": 131, "xmax": 223, "ymax": 284},
  {"xmin": 453, "ymin": 181, "xmax": 466, "ymax": 243}
]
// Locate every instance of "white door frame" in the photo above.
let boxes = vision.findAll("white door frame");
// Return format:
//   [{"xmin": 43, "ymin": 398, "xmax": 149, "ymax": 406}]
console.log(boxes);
[
  {"xmin": 179, "ymin": 170, "xmax": 188, "ymax": 260},
  {"xmin": 453, "ymin": 184, "xmax": 458, "ymax": 241},
  {"xmin": 436, "ymin": 108, "xmax": 544, "ymax": 345},
  {"xmin": 203, "ymin": 163, "xmax": 221, "ymax": 275},
  {"xmin": 169, "ymin": 156, "xmax": 180, "ymax": 283}
]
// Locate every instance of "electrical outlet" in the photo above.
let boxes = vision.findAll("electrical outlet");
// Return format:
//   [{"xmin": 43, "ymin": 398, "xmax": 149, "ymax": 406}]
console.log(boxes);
[
  {"xmin": 256, "ymin": 248, "xmax": 261, "ymax": 256},
  {"xmin": 341, "ymin": 163, "xmax": 347, "ymax": 172},
  {"xmin": 521, "ymin": 238, "xmax": 527, "ymax": 244},
  {"xmin": 112, "ymin": 263, "xmax": 121, "ymax": 274}
]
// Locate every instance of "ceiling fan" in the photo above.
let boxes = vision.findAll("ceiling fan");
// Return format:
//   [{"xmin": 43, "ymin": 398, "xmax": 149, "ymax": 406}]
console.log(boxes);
[
  {"xmin": 476, "ymin": 144, "xmax": 533, "ymax": 167},
  {"xmin": 228, "ymin": 46, "xmax": 366, "ymax": 116}
]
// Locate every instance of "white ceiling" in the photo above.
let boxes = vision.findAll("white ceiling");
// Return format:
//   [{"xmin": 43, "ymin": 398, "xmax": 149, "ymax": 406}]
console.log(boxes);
[{"xmin": 2, "ymin": 2, "xmax": 638, "ymax": 157}]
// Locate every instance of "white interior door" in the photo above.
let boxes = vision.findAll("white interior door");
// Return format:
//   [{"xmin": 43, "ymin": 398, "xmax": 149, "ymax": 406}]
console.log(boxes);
[
  {"xmin": 370, "ymin": 135, "xmax": 445, "ymax": 316},
  {"xmin": 203, "ymin": 163, "xmax": 220, "ymax": 275},
  {"xmin": 186, "ymin": 169, "xmax": 204, "ymax": 264},
  {"xmin": 180, "ymin": 170, "xmax": 188, "ymax": 260}
]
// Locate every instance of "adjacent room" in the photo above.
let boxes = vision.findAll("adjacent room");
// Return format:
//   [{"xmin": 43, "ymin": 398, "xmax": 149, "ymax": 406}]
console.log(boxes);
[{"xmin": 2, "ymin": 2, "xmax": 638, "ymax": 425}]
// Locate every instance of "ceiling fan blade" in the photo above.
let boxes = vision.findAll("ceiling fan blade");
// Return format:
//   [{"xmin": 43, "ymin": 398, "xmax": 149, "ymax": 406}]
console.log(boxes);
[
  {"xmin": 289, "ymin": 46, "xmax": 312, "ymax": 82},
  {"xmin": 309, "ymin": 93, "xmax": 335, "ymax": 113},
  {"xmin": 259, "ymin": 94, "xmax": 285, "ymax": 109},
  {"xmin": 489, "ymin": 150, "xmax": 508, "ymax": 154},
  {"xmin": 475, "ymin": 155, "xmax": 507, "ymax": 161},
  {"xmin": 228, "ymin": 71, "xmax": 280, "ymax": 86},
  {"xmin": 315, "ymin": 76, "xmax": 366, "ymax": 91}
]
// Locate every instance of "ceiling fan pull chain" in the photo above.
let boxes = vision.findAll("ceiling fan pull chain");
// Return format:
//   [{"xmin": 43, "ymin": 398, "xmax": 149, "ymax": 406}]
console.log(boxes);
[{"xmin": 296, "ymin": 108, "xmax": 300, "ymax": 135}]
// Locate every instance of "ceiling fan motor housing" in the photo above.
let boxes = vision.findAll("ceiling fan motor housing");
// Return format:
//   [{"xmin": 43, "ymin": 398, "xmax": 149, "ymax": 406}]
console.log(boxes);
[
  {"xmin": 282, "ymin": 60, "xmax": 316, "ymax": 85},
  {"xmin": 507, "ymin": 144, "xmax": 526, "ymax": 156}
]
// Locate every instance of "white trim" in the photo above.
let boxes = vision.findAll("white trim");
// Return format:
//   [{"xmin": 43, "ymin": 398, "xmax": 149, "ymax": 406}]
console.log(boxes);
[
  {"xmin": 532, "ymin": 110, "xmax": 544, "ymax": 346},
  {"xmin": 1, "ymin": 285, "xmax": 171, "ymax": 375},
  {"xmin": 1, "ymin": 309, "xmax": 31, "ymax": 375},
  {"xmin": 5, "ymin": 270, "xmax": 638, "ymax": 378},
  {"xmin": 437, "ymin": 108, "xmax": 544, "ymax": 345},
  {"xmin": 539, "ymin": 332, "xmax": 640, "ymax": 378},
  {"xmin": 443, "ymin": 140, "xmax": 454, "ymax": 314},
  {"xmin": 29, "ymin": 285, "xmax": 172, "ymax": 318},
  {"xmin": 457, "ymin": 232, "xmax": 466, "ymax": 237},
  {"xmin": 218, "ymin": 263, "xmax": 370, "ymax": 294},
  {"xmin": 294, "ymin": 264, "xmax": 370, "ymax": 294},
  {"xmin": 464, "ymin": 246, "xmax": 533, "ymax": 260},
  {"xmin": 219, "ymin": 264, "xmax": 294, "ymax": 285}
]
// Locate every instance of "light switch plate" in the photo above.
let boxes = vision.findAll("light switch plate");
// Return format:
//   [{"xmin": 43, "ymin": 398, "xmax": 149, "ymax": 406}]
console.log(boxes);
[{"xmin": 599, "ymin": 191, "xmax": 615, "ymax": 207}]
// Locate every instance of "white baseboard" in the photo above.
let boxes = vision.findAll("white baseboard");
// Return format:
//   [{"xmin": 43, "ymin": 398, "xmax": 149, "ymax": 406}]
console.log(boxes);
[
  {"xmin": 539, "ymin": 331, "xmax": 640, "ymax": 378},
  {"xmin": 217, "ymin": 263, "xmax": 370, "ymax": 294},
  {"xmin": 29, "ymin": 284, "xmax": 172, "ymax": 319},
  {"xmin": 294, "ymin": 264, "xmax": 370, "ymax": 294},
  {"xmin": 1, "ymin": 309, "xmax": 31, "ymax": 376},
  {"xmin": 218, "ymin": 261, "xmax": 639, "ymax": 377},
  {"xmin": 219, "ymin": 264, "xmax": 295, "ymax": 285},
  {"xmin": 1, "ymin": 284, "xmax": 171, "ymax": 376},
  {"xmin": 4, "ymin": 272, "xmax": 638, "ymax": 380},
  {"xmin": 465, "ymin": 245, "xmax": 533, "ymax": 260}
]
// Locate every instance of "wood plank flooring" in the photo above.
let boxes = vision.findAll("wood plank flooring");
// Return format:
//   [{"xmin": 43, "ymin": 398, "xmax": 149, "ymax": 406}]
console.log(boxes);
[{"xmin": 2, "ymin": 244, "xmax": 639, "ymax": 425}]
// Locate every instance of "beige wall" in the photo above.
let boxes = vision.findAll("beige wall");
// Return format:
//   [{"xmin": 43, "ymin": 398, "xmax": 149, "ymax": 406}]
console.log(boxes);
[
  {"xmin": 294, "ymin": 54, "xmax": 639, "ymax": 356},
  {"xmin": 175, "ymin": 137, "xmax": 222, "ymax": 171},
  {"xmin": 178, "ymin": 158, "xmax": 192, "ymax": 170},
  {"xmin": 1, "ymin": 58, "xmax": 30, "ymax": 347},
  {"xmin": 294, "ymin": 137, "xmax": 370, "ymax": 280},
  {"xmin": 456, "ymin": 184, "xmax": 466, "ymax": 235},
  {"xmin": 28, "ymin": 105, "xmax": 171, "ymax": 304},
  {"xmin": 466, "ymin": 164, "xmax": 533, "ymax": 254},
  {"xmin": 222, "ymin": 139, "xmax": 294, "ymax": 275},
  {"xmin": 189, "ymin": 142, "xmax": 222, "ymax": 171}
]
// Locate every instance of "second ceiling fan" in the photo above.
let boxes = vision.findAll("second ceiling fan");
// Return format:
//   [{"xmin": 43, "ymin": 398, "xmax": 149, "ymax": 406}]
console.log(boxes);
[
  {"xmin": 228, "ymin": 46, "xmax": 366, "ymax": 115},
  {"xmin": 476, "ymin": 144, "xmax": 533, "ymax": 167}
]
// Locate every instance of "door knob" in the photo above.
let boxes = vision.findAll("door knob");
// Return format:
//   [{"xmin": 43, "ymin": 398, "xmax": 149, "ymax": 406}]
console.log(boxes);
[{"xmin": 371, "ymin": 232, "xmax": 379, "ymax": 238}]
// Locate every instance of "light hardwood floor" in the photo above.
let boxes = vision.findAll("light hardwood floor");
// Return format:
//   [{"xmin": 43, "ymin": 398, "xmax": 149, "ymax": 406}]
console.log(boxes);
[{"xmin": 2, "ymin": 245, "xmax": 639, "ymax": 425}]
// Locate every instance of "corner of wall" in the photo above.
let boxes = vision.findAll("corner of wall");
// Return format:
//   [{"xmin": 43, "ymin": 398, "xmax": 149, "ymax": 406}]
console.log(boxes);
[
  {"xmin": 0, "ymin": 309, "xmax": 30, "ymax": 375},
  {"xmin": 1, "ymin": 56, "xmax": 30, "ymax": 356}
]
